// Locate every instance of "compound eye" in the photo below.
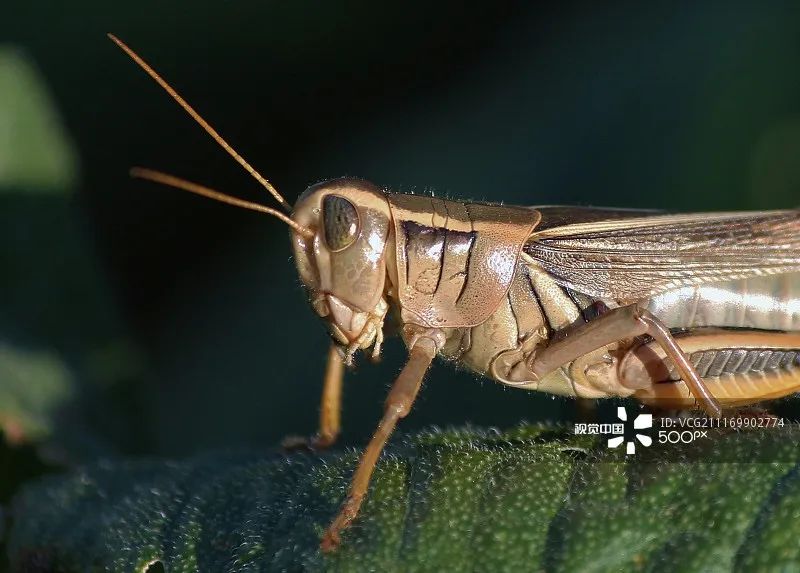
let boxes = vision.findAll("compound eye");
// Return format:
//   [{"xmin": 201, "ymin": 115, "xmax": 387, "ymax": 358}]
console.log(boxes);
[{"xmin": 322, "ymin": 195, "xmax": 359, "ymax": 251}]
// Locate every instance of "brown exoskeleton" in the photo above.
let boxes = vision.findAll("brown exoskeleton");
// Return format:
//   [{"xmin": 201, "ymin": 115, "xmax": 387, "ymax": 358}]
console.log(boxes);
[{"xmin": 109, "ymin": 35, "xmax": 800, "ymax": 551}]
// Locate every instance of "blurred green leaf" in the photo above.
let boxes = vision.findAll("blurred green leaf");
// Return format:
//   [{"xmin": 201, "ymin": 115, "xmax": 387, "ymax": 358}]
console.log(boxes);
[
  {"xmin": 0, "ymin": 82, "xmax": 148, "ymax": 573},
  {"xmin": 0, "ymin": 44, "xmax": 142, "ymax": 462},
  {"xmin": 0, "ymin": 345, "xmax": 73, "ymax": 445},
  {"xmin": 6, "ymin": 424, "xmax": 800, "ymax": 572},
  {"xmin": 0, "ymin": 48, "xmax": 78, "ymax": 192}
]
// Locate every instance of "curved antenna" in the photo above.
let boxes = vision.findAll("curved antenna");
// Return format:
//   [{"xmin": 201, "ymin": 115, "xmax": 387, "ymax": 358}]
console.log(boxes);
[
  {"xmin": 131, "ymin": 167, "xmax": 315, "ymax": 240},
  {"xmin": 108, "ymin": 33, "xmax": 292, "ymax": 213}
]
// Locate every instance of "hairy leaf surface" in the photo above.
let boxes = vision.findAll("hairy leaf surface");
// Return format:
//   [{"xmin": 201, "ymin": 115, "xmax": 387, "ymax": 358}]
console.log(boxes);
[{"xmin": 7, "ymin": 424, "xmax": 800, "ymax": 572}]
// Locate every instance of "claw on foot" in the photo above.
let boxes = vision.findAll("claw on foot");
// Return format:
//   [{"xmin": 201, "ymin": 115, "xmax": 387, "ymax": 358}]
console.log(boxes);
[
  {"xmin": 320, "ymin": 494, "xmax": 362, "ymax": 552},
  {"xmin": 320, "ymin": 529, "xmax": 340, "ymax": 553}
]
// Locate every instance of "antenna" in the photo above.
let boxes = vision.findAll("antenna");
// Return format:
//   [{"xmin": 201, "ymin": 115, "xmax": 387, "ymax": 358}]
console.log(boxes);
[
  {"xmin": 130, "ymin": 168, "xmax": 314, "ymax": 239},
  {"xmin": 107, "ymin": 33, "xmax": 292, "ymax": 212}
]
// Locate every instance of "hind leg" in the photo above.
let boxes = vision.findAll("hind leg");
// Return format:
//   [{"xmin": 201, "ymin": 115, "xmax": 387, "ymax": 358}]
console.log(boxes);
[{"xmin": 529, "ymin": 304, "xmax": 723, "ymax": 417}]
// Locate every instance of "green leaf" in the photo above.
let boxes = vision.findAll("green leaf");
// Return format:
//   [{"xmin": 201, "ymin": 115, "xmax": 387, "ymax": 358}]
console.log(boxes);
[
  {"xmin": 0, "ymin": 45, "xmax": 141, "ymax": 460},
  {"xmin": 6, "ymin": 424, "xmax": 800, "ymax": 572},
  {"xmin": 0, "ymin": 48, "xmax": 78, "ymax": 192},
  {"xmin": 0, "ymin": 345, "xmax": 74, "ymax": 445}
]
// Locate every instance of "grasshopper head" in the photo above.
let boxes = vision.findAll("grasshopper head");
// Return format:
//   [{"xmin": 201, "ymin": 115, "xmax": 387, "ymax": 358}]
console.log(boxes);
[
  {"xmin": 291, "ymin": 178, "xmax": 393, "ymax": 361},
  {"xmin": 105, "ymin": 37, "xmax": 395, "ymax": 362}
]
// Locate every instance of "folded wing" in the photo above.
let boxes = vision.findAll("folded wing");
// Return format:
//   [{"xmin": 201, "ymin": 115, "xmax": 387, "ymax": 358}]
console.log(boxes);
[{"xmin": 523, "ymin": 208, "xmax": 800, "ymax": 303}]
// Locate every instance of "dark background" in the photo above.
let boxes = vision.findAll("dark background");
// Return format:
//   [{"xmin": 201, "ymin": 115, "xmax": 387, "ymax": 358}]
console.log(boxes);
[{"xmin": 3, "ymin": 1, "xmax": 800, "ymax": 466}]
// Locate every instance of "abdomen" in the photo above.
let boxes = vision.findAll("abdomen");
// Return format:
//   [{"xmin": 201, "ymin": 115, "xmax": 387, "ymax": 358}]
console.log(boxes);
[
  {"xmin": 643, "ymin": 273, "xmax": 800, "ymax": 332},
  {"xmin": 630, "ymin": 273, "xmax": 800, "ymax": 408}
]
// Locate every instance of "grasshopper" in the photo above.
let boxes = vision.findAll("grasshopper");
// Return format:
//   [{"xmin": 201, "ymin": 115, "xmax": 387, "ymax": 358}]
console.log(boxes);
[{"xmin": 109, "ymin": 35, "xmax": 800, "ymax": 551}]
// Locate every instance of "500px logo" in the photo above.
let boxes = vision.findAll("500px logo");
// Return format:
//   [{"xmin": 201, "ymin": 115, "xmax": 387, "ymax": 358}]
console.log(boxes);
[
  {"xmin": 658, "ymin": 429, "xmax": 708, "ymax": 444},
  {"xmin": 574, "ymin": 408, "xmax": 787, "ymax": 455}
]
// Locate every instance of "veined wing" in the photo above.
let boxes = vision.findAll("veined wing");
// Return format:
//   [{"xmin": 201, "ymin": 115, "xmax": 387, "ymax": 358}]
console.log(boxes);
[{"xmin": 523, "ymin": 207, "xmax": 800, "ymax": 303}]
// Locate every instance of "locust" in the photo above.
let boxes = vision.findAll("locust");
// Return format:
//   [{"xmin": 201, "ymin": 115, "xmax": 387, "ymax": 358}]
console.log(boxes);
[{"xmin": 108, "ymin": 35, "xmax": 800, "ymax": 551}]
